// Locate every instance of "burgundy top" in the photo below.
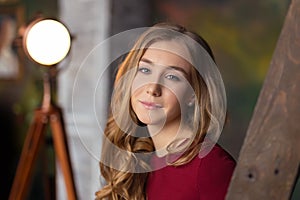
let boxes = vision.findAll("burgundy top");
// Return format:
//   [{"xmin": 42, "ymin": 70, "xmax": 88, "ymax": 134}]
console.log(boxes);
[{"xmin": 146, "ymin": 144, "xmax": 236, "ymax": 200}]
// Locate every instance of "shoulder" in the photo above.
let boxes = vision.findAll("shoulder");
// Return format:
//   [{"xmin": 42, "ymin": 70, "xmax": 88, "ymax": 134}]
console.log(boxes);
[
  {"xmin": 200, "ymin": 143, "xmax": 236, "ymax": 166},
  {"xmin": 195, "ymin": 143, "xmax": 236, "ymax": 199},
  {"xmin": 197, "ymin": 143, "xmax": 236, "ymax": 176}
]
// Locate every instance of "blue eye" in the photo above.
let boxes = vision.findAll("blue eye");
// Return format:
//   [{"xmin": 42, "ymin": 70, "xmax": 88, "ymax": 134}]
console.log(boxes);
[
  {"xmin": 138, "ymin": 67, "xmax": 151, "ymax": 74},
  {"xmin": 165, "ymin": 74, "xmax": 180, "ymax": 81}
]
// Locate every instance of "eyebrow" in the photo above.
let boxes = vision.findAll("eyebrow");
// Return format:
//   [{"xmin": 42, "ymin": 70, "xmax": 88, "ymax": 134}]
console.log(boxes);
[{"xmin": 140, "ymin": 58, "xmax": 189, "ymax": 77}]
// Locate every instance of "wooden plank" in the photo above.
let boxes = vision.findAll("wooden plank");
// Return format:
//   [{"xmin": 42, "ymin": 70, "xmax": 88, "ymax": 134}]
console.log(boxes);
[{"xmin": 225, "ymin": 0, "xmax": 300, "ymax": 199}]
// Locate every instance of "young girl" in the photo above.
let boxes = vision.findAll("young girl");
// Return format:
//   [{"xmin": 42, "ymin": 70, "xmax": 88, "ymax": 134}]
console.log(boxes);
[{"xmin": 95, "ymin": 22, "xmax": 236, "ymax": 200}]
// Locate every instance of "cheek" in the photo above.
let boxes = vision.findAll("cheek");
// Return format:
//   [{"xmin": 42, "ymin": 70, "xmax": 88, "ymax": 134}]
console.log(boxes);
[
  {"xmin": 131, "ymin": 74, "xmax": 146, "ymax": 94},
  {"xmin": 131, "ymin": 83, "xmax": 144, "ymax": 106},
  {"xmin": 165, "ymin": 84, "xmax": 191, "ymax": 104},
  {"xmin": 164, "ymin": 90, "xmax": 179, "ymax": 105},
  {"xmin": 131, "ymin": 76, "xmax": 141, "ymax": 98}
]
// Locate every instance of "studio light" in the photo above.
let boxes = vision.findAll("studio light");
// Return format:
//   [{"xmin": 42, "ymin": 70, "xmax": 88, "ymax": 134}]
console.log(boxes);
[
  {"xmin": 23, "ymin": 18, "xmax": 71, "ymax": 66},
  {"xmin": 9, "ymin": 17, "xmax": 77, "ymax": 200}
]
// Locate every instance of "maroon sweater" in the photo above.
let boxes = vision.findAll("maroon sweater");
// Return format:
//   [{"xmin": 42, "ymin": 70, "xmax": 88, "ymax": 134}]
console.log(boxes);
[{"xmin": 146, "ymin": 144, "xmax": 236, "ymax": 200}]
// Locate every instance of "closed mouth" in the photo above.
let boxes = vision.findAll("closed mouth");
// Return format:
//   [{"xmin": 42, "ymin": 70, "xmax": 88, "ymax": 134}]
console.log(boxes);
[{"xmin": 139, "ymin": 100, "xmax": 163, "ymax": 110}]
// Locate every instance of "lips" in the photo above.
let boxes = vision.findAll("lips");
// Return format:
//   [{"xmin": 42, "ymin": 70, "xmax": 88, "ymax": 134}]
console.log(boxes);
[{"xmin": 139, "ymin": 100, "xmax": 163, "ymax": 110}]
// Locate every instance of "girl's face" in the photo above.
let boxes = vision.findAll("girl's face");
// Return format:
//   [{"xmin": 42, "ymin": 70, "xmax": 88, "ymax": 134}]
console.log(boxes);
[{"xmin": 130, "ymin": 41, "xmax": 194, "ymax": 126}]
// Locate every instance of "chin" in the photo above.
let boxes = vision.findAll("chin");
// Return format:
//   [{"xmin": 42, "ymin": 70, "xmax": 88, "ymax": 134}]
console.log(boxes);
[{"xmin": 135, "ymin": 115, "xmax": 149, "ymax": 125}]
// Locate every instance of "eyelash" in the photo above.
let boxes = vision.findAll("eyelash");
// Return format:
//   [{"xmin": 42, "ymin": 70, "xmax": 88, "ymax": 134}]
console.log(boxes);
[
  {"xmin": 165, "ymin": 74, "xmax": 180, "ymax": 81},
  {"xmin": 138, "ymin": 67, "xmax": 150, "ymax": 74},
  {"xmin": 137, "ymin": 66, "xmax": 181, "ymax": 81}
]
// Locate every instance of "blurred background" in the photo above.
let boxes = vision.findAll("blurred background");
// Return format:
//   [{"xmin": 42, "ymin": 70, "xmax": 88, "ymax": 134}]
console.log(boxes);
[{"xmin": 0, "ymin": 0, "xmax": 298, "ymax": 199}]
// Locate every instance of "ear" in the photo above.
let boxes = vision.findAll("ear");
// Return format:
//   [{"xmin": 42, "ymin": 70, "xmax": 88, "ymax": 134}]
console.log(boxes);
[{"xmin": 187, "ymin": 95, "xmax": 195, "ymax": 107}]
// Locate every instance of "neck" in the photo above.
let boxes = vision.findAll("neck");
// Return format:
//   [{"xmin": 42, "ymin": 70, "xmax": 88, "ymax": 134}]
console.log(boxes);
[
  {"xmin": 148, "ymin": 120, "xmax": 179, "ymax": 148},
  {"xmin": 148, "ymin": 118, "xmax": 192, "ymax": 157}
]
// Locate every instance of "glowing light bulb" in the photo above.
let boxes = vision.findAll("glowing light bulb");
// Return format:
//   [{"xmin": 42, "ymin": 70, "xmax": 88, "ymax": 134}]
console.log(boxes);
[{"xmin": 24, "ymin": 19, "xmax": 71, "ymax": 66}]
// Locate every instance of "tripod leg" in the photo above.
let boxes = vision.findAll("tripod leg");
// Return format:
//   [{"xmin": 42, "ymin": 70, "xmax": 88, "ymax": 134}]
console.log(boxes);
[
  {"xmin": 50, "ymin": 108, "xmax": 77, "ymax": 200},
  {"xmin": 41, "ymin": 136, "xmax": 55, "ymax": 200},
  {"xmin": 9, "ymin": 109, "xmax": 47, "ymax": 200}
]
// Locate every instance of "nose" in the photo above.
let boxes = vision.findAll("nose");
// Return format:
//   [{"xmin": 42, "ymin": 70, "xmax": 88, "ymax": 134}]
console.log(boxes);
[{"xmin": 146, "ymin": 83, "xmax": 162, "ymax": 97}]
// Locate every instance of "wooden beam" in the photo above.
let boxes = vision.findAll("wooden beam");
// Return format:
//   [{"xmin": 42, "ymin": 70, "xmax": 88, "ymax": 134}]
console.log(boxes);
[{"xmin": 226, "ymin": 0, "xmax": 300, "ymax": 199}]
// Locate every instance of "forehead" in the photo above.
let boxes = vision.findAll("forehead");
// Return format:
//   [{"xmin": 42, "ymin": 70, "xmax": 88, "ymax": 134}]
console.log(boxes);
[{"xmin": 141, "ymin": 41, "xmax": 192, "ymax": 71}]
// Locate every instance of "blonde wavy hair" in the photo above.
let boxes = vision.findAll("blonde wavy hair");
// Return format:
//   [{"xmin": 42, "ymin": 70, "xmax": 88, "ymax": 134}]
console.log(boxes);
[{"xmin": 95, "ymin": 22, "xmax": 217, "ymax": 200}]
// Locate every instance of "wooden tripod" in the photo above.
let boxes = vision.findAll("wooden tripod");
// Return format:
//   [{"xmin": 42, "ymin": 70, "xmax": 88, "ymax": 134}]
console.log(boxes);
[{"xmin": 9, "ymin": 69, "xmax": 77, "ymax": 200}]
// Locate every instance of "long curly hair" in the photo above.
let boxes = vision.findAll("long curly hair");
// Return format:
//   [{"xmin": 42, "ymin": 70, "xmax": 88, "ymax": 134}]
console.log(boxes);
[{"xmin": 95, "ymin": 22, "xmax": 218, "ymax": 200}]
